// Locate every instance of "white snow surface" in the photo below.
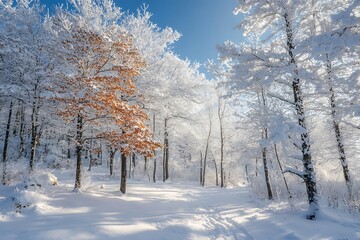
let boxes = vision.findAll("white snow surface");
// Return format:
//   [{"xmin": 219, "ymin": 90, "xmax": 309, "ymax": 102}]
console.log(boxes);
[{"xmin": 0, "ymin": 169, "xmax": 359, "ymax": 240}]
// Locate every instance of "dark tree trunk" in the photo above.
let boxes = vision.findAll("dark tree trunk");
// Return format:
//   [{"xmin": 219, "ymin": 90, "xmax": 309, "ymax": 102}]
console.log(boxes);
[
  {"xmin": 99, "ymin": 143, "xmax": 103, "ymax": 165},
  {"xmin": 153, "ymin": 157, "xmax": 157, "ymax": 183},
  {"xmin": 218, "ymin": 97, "xmax": 225, "ymax": 188},
  {"xmin": 29, "ymin": 99, "xmax": 38, "ymax": 172},
  {"xmin": 152, "ymin": 113, "xmax": 157, "ymax": 183},
  {"xmin": 67, "ymin": 137, "xmax": 71, "ymax": 159},
  {"xmin": 262, "ymin": 145, "xmax": 273, "ymax": 200},
  {"xmin": 2, "ymin": 101, "xmax": 13, "ymax": 185},
  {"xmin": 213, "ymin": 158, "xmax": 219, "ymax": 186},
  {"xmin": 285, "ymin": 13, "xmax": 318, "ymax": 219},
  {"xmin": 245, "ymin": 164, "xmax": 249, "ymax": 184},
  {"xmin": 259, "ymin": 88, "xmax": 273, "ymax": 200},
  {"xmin": 274, "ymin": 144, "xmax": 292, "ymax": 198},
  {"xmin": 200, "ymin": 151, "xmax": 203, "ymax": 185},
  {"xmin": 74, "ymin": 114, "xmax": 83, "ymax": 190},
  {"xmin": 162, "ymin": 118, "xmax": 169, "ymax": 182},
  {"xmin": 202, "ymin": 111, "xmax": 212, "ymax": 187},
  {"xmin": 326, "ymin": 55, "xmax": 352, "ymax": 197},
  {"xmin": 88, "ymin": 141, "xmax": 93, "ymax": 171},
  {"xmin": 17, "ymin": 102, "xmax": 25, "ymax": 159},
  {"xmin": 109, "ymin": 147, "xmax": 116, "ymax": 176},
  {"xmin": 120, "ymin": 152, "xmax": 127, "ymax": 194}
]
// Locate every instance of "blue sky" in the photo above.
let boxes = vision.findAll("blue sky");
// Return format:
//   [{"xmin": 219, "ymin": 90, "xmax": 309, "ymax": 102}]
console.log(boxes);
[{"xmin": 41, "ymin": 0, "xmax": 243, "ymax": 77}]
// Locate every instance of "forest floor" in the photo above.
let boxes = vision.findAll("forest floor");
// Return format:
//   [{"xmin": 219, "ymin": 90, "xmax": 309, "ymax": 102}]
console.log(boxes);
[{"xmin": 0, "ymin": 168, "xmax": 359, "ymax": 240}]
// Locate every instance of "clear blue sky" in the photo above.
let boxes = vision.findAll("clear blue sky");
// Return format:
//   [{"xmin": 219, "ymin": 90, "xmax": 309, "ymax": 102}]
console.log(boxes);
[{"xmin": 41, "ymin": 0, "xmax": 243, "ymax": 77}]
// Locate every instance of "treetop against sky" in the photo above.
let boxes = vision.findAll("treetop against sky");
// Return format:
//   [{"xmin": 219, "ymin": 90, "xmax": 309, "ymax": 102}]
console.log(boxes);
[{"xmin": 40, "ymin": 0, "xmax": 243, "ymax": 76}]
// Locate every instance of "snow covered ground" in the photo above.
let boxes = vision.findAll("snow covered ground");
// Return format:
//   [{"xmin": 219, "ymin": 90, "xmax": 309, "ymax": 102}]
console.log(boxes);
[{"xmin": 0, "ymin": 169, "xmax": 359, "ymax": 240}]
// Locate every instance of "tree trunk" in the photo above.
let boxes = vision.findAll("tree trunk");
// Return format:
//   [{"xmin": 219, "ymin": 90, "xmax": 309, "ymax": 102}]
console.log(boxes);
[
  {"xmin": 274, "ymin": 144, "xmax": 292, "ymax": 198},
  {"xmin": 152, "ymin": 112, "xmax": 157, "ymax": 183},
  {"xmin": 74, "ymin": 114, "xmax": 83, "ymax": 190},
  {"xmin": 245, "ymin": 164, "xmax": 250, "ymax": 184},
  {"xmin": 285, "ymin": 13, "xmax": 318, "ymax": 219},
  {"xmin": 17, "ymin": 102, "xmax": 25, "ymax": 160},
  {"xmin": 130, "ymin": 153, "xmax": 135, "ymax": 178},
  {"xmin": 200, "ymin": 151, "xmax": 203, "ymax": 185},
  {"xmin": 120, "ymin": 152, "xmax": 127, "ymax": 194},
  {"xmin": 262, "ymin": 145, "xmax": 273, "ymax": 200},
  {"xmin": 202, "ymin": 110, "xmax": 212, "ymax": 187},
  {"xmin": 153, "ymin": 157, "xmax": 157, "ymax": 183},
  {"xmin": 109, "ymin": 147, "xmax": 116, "ymax": 176},
  {"xmin": 88, "ymin": 141, "xmax": 93, "ymax": 171},
  {"xmin": 213, "ymin": 158, "xmax": 219, "ymax": 186},
  {"xmin": 326, "ymin": 55, "xmax": 352, "ymax": 197},
  {"xmin": 162, "ymin": 118, "xmax": 169, "ymax": 182},
  {"xmin": 259, "ymin": 88, "xmax": 273, "ymax": 200},
  {"xmin": 218, "ymin": 97, "xmax": 225, "ymax": 188},
  {"xmin": 2, "ymin": 101, "xmax": 13, "ymax": 185},
  {"xmin": 29, "ymin": 98, "xmax": 39, "ymax": 172},
  {"xmin": 67, "ymin": 137, "xmax": 71, "ymax": 159}
]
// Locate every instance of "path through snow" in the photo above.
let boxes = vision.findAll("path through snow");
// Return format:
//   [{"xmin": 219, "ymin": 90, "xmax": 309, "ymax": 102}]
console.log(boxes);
[{"xmin": 0, "ymin": 171, "xmax": 359, "ymax": 240}]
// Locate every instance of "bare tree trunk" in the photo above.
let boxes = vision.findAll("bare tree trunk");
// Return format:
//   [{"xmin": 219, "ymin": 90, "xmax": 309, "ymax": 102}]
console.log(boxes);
[
  {"xmin": 120, "ymin": 152, "xmax": 127, "ymax": 194},
  {"xmin": 2, "ymin": 101, "xmax": 13, "ymax": 185},
  {"xmin": 213, "ymin": 157, "xmax": 219, "ymax": 186},
  {"xmin": 17, "ymin": 101, "xmax": 25, "ymax": 160},
  {"xmin": 152, "ymin": 113, "xmax": 157, "ymax": 183},
  {"xmin": 29, "ymin": 98, "xmax": 39, "ymax": 172},
  {"xmin": 200, "ymin": 151, "xmax": 203, "ymax": 185},
  {"xmin": 245, "ymin": 164, "xmax": 250, "ymax": 184},
  {"xmin": 274, "ymin": 144, "xmax": 292, "ymax": 198},
  {"xmin": 131, "ymin": 153, "xmax": 135, "ymax": 178},
  {"xmin": 285, "ymin": 13, "xmax": 318, "ymax": 219},
  {"xmin": 262, "ymin": 145, "xmax": 273, "ymax": 200},
  {"xmin": 259, "ymin": 88, "xmax": 273, "ymax": 200},
  {"xmin": 128, "ymin": 155, "xmax": 132, "ymax": 178},
  {"xmin": 98, "ymin": 143, "xmax": 103, "ymax": 165},
  {"xmin": 153, "ymin": 157, "xmax": 157, "ymax": 183},
  {"xmin": 162, "ymin": 118, "xmax": 169, "ymax": 182},
  {"xmin": 255, "ymin": 158, "xmax": 259, "ymax": 177},
  {"xmin": 67, "ymin": 137, "xmax": 71, "ymax": 159},
  {"xmin": 202, "ymin": 110, "xmax": 212, "ymax": 187},
  {"xmin": 74, "ymin": 114, "xmax": 83, "ymax": 190},
  {"xmin": 217, "ymin": 96, "xmax": 225, "ymax": 188},
  {"xmin": 109, "ymin": 147, "xmax": 116, "ymax": 176},
  {"xmin": 88, "ymin": 140, "xmax": 93, "ymax": 171},
  {"xmin": 128, "ymin": 153, "xmax": 135, "ymax": 178},
  {"xmin": 326, "ymin": 55, "xmax": 352, "ymax": 197}
]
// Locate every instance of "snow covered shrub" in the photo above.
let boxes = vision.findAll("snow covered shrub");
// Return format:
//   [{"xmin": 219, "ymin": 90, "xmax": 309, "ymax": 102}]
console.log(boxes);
[
  {"xmin": 2, "ymin": 162, "xmax": 28, "ymax": 185},
  {"xmin": 30, "ymin": 171, "xmax": 58, "ymax": 187},
  {"xmin": 13, "ymin": 185, "xmax": 49, "ymax": 213}
]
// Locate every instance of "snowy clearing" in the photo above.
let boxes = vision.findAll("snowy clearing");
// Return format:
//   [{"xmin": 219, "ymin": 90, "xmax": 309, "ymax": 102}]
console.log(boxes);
[{"xmin": 0, "ymin": 170, "xmax": 359, "ymax": 240}]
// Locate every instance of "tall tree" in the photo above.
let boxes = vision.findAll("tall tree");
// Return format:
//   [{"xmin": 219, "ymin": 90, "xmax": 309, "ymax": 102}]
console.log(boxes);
[{"xmin": 49, "ymin": 0, "xmax": 159, "ymax": 191}]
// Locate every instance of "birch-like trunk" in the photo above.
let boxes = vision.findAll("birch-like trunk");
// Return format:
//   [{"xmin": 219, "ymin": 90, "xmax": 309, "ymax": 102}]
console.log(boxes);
[
  {"xmin": 74, "ymin": 114, "xmax": 83, "ymax": 190},
  {"xmin": 2, "ymin": 101, "xmax": 13, "ymax": 185},
  {"xmin": 285, "ymin": 13, "xmax": 318, "ymax": 219},
  {"xmin": 326, "ymin": 55, "xmax": 352, "ymax": 197}
]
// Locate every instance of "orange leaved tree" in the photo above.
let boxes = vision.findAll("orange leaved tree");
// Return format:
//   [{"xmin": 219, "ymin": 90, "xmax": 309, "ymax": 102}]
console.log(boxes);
[{"xmin": 52, "ymin": 25, "xmax": 159, "ymax": 191}]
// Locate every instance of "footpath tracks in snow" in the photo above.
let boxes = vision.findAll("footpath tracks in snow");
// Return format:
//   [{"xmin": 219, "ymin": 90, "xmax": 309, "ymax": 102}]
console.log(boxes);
[{"xmin": 1, "ymin": 172, "xmax": 360, "ymax": 239}]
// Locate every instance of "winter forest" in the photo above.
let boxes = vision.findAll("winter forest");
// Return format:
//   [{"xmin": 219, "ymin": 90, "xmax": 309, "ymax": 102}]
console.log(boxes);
[{"xmin": 1, "ymin": 0, "xmax": 360, "ymax": 239}]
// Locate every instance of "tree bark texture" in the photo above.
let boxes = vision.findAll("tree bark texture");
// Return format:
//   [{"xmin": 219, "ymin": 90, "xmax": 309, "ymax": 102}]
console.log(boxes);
[
  {"xmin": 2, "ymin": 101, "xmax": 13, "ymax": 185},
  {"xmin": 326, "ymin": 55, "xmax": 352, "ymax": 197},
  {"xmin": 74, "ymin": 114, "xmax": 83, "ymax": 190},
  {"xmin": 285, "ymin": 13, "xmax": 318, "ymax": 219},
  {"xmin": 120, "ymin": 152, "xmax": 127, "ymax": 194}
]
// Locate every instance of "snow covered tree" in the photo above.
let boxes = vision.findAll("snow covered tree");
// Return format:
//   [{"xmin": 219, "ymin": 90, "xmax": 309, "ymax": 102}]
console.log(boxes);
[
  {"xmin": 0, "ymin": 0, "xmax": 55, "ymax": 177},
  {"xmin": 231, "ymin": 0, "xmax": 320, "ymax": 219},
  {"xmin": 48, "ymin": 0, "xmax": 159, "ymax": 191}
]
